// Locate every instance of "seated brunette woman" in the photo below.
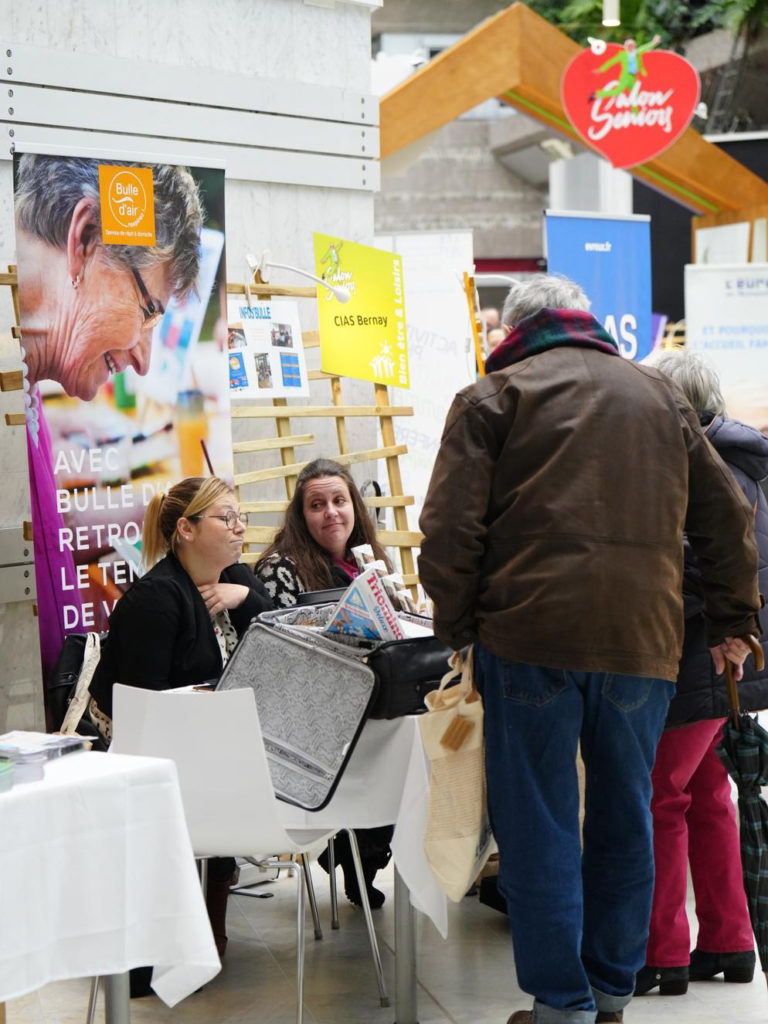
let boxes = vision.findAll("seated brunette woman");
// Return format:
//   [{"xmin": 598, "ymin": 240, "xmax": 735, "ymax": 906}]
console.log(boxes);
[
  {"xmin": 254, "ymin": 457, "xmax": 394, "ymax": 908},
  {"xmin": 89, "ymin": 475, "xmax": 273, "ymax": 979}
]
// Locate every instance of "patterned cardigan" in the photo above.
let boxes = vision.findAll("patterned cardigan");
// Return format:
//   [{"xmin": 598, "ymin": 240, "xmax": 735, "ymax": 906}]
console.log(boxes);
[
  {"xmin": 254, "ymin": 554, "xmax": 306, "ymax": 608},
  {"xmin": 254, "ymin": 553, "xmax": 355, "ymax": 608}
]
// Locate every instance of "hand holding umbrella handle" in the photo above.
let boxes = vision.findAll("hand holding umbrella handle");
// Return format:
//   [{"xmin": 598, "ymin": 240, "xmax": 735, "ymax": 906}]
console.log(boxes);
[
  {"xmin": 748, "ymin": 634, "xmax": 766, "ymax": 671},
  {"xmin": 724, "ymin": 634, "xmax": 764, "ymax": 730}
]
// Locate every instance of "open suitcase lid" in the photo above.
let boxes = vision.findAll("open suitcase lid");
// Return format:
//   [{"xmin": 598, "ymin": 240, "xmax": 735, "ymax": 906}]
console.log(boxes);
[{"xmin": 216, "ymin": 620, "xmax": 377, "ymax": 811}]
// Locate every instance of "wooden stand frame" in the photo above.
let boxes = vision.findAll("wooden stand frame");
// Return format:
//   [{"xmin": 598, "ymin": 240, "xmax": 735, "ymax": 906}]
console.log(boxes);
[
  {"xmin": 463, "ymin": 271, "xmax": 486, "ymax": 377},
  {"xmin": 692, "ymin": 203, "xmax": 768, "ymax": 262},
  {"xmin": 227, "ymin": 276, "xmax": 423, "ymax": 592},
  {"xmin": 380, "ymin": 3, "xmax": 768, "ymax": 217},
  {"xmin": 0, "ymin": 266, "xmax": 24, "ymax": 414},
  {"xmin": 1, "ymin": 267, "xmax": 424, "ymax": 591},
  {"xmin": 1, "ymin": 268, "xmax": 30, "ymax": 432}
]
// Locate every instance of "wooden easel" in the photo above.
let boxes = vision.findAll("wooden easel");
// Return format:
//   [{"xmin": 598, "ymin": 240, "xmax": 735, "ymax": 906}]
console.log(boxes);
[
  {"xmin": 1, "ymin": 268, "xmax": 33, "ymax": 553},
  {"xmin": 0, "ymin": 266, "xmax": 26, "ymax": 417},
  {"xmin": 227, "ymin": 273, "xmax": 423, "ymax": 592},
  {"xmin": 1, "ymin": 266, "xmax": 425, "ymax": 591}
]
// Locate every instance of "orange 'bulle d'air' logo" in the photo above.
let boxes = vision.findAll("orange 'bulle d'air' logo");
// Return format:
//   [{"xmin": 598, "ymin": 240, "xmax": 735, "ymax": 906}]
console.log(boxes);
[{"xmin": 98, "ymin": 165, "xmax": 156, "ymax": 246}]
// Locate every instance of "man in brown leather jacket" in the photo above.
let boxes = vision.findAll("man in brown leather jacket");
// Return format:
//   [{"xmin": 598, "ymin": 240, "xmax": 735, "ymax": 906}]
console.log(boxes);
[{"xmin": 418, "ymin": 274, "xmax": 761, "ymax": 1024}]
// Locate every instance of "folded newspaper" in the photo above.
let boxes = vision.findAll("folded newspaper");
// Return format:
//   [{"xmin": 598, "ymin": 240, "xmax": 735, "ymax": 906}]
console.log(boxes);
[{"xmin": 325, "ymin": 567, "xmax": 405, "ymax": 641}]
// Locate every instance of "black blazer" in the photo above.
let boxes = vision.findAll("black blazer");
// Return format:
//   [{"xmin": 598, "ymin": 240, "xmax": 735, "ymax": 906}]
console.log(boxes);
[{"xmin": 89, "ymin": 553, "xmax": 273, "ymax": 717}]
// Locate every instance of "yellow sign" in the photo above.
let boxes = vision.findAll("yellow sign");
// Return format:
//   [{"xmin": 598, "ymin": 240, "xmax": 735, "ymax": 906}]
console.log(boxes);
[
  {"xmin": 314, "ymin": 232, "xmax": 408, "ymax": 388},
  {"xmin": 98, "ymin": 165, "xmax": 156, "ymax": 246}
]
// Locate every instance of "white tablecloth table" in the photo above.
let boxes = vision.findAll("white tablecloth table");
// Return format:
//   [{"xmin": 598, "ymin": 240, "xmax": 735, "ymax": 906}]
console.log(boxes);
[
  {"xmin": 0, "ymin": 750, "xmax": 220, "ymax": 1018},
  {"xmin": 279, "ymin": 717, "xmax": 448, "ymax": 1024}
]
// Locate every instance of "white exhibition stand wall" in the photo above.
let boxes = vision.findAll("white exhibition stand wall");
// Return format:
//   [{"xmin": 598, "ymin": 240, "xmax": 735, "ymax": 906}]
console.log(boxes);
[
  {"xmin": 374, "ymin": 230, "xmax": 476, "ymax": 533},
  {"xmin": 685, "ymin": 264, "xmax": 768, "ymax": 431},
  {"xmin": 0, "ymin": 0, "xmax": 380, "ymax": 730}
]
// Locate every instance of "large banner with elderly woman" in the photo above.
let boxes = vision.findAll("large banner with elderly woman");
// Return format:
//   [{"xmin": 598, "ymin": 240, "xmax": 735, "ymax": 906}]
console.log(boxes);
[{"xmin": 13, "ymin": 152, "xmax": 230, "ymax": 692}]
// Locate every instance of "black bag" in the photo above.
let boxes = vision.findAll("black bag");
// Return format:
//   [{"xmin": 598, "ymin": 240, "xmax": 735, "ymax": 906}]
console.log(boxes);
[
  {"xmin": 48, "ymin": 632, "xmax": 108, "ymax": 739},
  {"xmin": 48, "ymin": 634, "xmax": 88, "ymax": 731},
  {"xmin": 365, "ymin": 636, "xmax": 453, "ymax": 719}
]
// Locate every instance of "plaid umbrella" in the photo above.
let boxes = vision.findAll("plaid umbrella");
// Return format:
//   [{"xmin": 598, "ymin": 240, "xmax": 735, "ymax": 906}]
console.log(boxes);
[{"xmin": 716, "ymin": 641, "xmax": 768, "ymax": 975}]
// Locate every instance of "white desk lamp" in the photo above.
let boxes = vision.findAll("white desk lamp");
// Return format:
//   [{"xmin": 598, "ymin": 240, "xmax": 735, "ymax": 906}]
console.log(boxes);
[{"xmin": 247, "ymin": 251, "xmax": 351, "ymax": 303}]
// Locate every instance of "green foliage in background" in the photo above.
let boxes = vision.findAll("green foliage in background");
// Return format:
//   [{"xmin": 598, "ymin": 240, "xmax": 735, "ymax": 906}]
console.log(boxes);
[
  {"xmin": 691, "ymin": 0, "xmax": 768, "ymax": 38},
  {"xmin": 525, "ymin": 0, "xmax": 724, "ymax": 49}
]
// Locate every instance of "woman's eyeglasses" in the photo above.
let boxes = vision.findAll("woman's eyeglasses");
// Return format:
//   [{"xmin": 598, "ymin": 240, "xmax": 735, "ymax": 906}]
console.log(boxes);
[
  {"xmin": 189, "ymin": 511, "xmax": 250, "ymax": 530},
  {"xmin": 131, "ymin": 267, "xmax": 165, "ymax": 330}
]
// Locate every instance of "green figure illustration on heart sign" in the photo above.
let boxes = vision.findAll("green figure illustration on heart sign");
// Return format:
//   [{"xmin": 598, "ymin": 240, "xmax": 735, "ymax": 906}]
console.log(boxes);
[{"xmin": 595, "ymin": 35, "xmax": 661, "ymax": 104}]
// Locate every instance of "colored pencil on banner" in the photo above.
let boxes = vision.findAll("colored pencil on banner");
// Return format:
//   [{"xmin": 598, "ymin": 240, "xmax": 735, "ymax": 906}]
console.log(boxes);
[{"xmin": 200, "ymin": 438, "xmax": 215, "ymax": 476}]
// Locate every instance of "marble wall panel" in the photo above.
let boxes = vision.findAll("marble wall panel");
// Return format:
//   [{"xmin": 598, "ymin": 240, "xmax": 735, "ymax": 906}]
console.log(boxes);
[
  {"xmin": 0, "ymin": 601, "xmax": 45, "ymax": 732},
  {"xmin": 2, "ymin": 0, "xmax": 372, "ymax": 91}
]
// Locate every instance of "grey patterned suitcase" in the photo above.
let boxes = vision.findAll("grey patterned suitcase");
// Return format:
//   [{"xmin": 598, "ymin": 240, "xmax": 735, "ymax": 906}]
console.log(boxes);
[
  {"xmin": 215, "ymin": 618, "xmax": 377, "ymax": 811},
  {"xmin": 260, "ymin": 602, "xmax": 452, "ymax": 719}
]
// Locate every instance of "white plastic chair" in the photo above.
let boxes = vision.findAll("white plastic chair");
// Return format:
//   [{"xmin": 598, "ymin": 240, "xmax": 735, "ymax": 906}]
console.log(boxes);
[{"xmin": 110, "ymin": 685, "xmax": 388, "ymax": 1023}]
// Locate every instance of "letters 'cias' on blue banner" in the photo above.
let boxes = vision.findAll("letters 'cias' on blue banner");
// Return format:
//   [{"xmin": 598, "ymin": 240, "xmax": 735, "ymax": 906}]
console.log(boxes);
[{"xmin": 545, "ymin": 212, "xmax": 652, "ymax": 362}]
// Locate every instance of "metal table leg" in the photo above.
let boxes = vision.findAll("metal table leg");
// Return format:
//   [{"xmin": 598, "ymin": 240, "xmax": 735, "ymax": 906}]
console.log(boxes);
[
  {"xmin": 394, "ymin": 868, "xmax": 418, "ymax": 1024},
  {"xmin": 86, "ymin": 976, "xmax": 100, "ymax": 1024},
  {"xmin": 328, "ymin": 837, "xmax": 339, "ymax": 930},
  {"xmin": 103, "ymin": 972, "xmax": 131, "ymax": 1024},
  {"xmin": 346, "ymin": 830, "xmax": 389, "ymax": 1006},
  {"xmin": 301, "ymin": 853, "xmax": 324, "ymax": 940}
]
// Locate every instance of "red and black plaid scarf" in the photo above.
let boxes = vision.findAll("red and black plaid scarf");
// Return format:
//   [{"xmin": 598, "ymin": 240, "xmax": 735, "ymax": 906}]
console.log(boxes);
[{"xmin": 485, "ymin": 307, "xmax": 619, "ymax": 374}]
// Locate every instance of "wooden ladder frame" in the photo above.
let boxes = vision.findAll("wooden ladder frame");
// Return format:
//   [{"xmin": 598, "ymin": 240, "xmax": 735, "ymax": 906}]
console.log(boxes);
[
  {"xmin": 0, "ymin": 266, "xmax": 26, "ymax": 420},
  {"xmin": 227, "ymin": 275, "xmax": 423, "ymax": 592}
]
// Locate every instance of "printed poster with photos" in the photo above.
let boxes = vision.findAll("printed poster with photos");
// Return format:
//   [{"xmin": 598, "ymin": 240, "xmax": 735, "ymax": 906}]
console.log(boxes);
[{"xmin": 226, "ymin": 298, "xmax": 309, "ymax": 399}]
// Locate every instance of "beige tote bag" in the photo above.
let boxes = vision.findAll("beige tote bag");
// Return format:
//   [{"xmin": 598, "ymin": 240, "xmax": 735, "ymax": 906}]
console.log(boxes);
[{"xmin": 419, "ymin": 646, "xmax": 495, "ymax": 902}]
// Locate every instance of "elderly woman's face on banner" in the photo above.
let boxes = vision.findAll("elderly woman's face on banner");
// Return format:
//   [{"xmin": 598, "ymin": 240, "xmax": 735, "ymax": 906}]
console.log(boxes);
[
  {"xmin": 61, "ymin": 251, "xmax": 170, "ymax": 401},
  {"xmin": 14, "ymin": 156, "xmax": 203, "ymax": 404}
]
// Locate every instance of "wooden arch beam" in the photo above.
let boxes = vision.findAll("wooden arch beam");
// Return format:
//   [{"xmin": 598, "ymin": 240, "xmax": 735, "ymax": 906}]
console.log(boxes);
[{"xmin": 380, "ymin": 2, "xmax": 768, "ymax": 215}]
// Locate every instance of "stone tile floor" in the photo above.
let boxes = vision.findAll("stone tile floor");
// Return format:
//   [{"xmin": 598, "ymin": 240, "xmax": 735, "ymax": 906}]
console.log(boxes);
[{"xmin": 6, "ymin": 862, "xmax": 767, "ymax": 1023}]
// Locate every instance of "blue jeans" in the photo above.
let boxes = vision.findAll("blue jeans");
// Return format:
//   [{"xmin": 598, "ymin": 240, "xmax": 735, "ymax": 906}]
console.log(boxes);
[{"xmin": 475, "ymin": 644, "xmax": 674, "ymax": 1024}]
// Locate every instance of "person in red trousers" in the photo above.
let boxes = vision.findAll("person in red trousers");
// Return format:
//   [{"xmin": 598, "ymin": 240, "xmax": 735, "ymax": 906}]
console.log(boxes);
[{"xmin": 636, "ymin": 350, "xmax": 768, "ymax": 996}]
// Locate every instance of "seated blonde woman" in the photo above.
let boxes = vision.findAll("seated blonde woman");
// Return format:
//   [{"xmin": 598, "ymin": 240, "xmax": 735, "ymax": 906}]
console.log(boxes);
[{"xmin": 89, "ymin": 476, "xmax": 273, "ymax": 987}]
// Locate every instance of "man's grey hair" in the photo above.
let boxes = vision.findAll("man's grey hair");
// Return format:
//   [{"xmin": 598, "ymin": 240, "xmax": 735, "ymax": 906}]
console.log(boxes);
[
  {"xmin": 15, "ymin": 155, "xmax": 204, "ymax": 296},
  {"xmin": 501, "ymin": 274, "xmax": 591, "ymax": 329},
  {"xmin": 644, "ymin": 348, "xmax": 727, "ymax": 418}
]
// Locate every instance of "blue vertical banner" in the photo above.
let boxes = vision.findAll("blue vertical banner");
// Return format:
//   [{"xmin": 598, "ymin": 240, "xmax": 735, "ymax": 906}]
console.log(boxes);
[{"xmin": 545, "ymin": 211, "xmax": 652, "ymax": 361}]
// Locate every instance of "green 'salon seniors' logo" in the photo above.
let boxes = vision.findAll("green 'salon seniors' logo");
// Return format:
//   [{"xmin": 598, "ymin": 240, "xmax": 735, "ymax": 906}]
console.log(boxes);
[{"xmin": 561, "ymin": 37, "xmax": 700, "ymax": 169}]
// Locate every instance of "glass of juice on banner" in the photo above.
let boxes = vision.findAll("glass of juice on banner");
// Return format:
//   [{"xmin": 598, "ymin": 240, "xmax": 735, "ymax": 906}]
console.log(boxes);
[{"xmin": 177, "ymin": 389, "xmax": 208, "ymax": 477}]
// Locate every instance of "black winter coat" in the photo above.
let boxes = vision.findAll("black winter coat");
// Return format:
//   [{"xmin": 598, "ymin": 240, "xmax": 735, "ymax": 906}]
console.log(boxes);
[{"xmin": 666, "ymin": 414, "xmax": 768, "ymax": 727}]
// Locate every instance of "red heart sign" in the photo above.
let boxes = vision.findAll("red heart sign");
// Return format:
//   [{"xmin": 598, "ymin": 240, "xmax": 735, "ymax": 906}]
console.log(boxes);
[{"xmin": 561, "ymin": 42, "xmax": 700, "ymax": 169}]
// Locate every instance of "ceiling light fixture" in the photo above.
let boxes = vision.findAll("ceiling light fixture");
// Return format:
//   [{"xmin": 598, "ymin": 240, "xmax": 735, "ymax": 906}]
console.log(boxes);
[{"xmin": 602, "ymin": 0, "xmax": 620, "ymax": 27}]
